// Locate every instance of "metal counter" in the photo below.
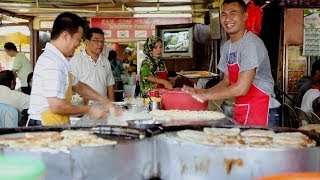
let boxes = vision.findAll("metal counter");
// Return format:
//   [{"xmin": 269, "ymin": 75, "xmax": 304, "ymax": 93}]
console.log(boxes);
[
  {"xmin": 153, "ymin": 133, "xmax": 320, "ymax": 180},
  {"xmin": 1, "ymin": 126, "xmax": 320, "ymax": 180},
  {"xmin": 3, "ymin": 138, "xmax": 154, "ymax": 180}
]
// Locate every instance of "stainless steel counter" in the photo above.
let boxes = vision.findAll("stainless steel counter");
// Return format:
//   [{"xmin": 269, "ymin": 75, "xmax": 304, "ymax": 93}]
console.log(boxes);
[
  {"xmin": 3, "ymin": 138, "xmax": 154, "ymax": 180},
  {"xmin": 154, "ymin": 133, "xmax": 320, "ymax": 180},
  {"xmin": 1, "ymin": 128, "xmax": 320, "ymax": 179}
]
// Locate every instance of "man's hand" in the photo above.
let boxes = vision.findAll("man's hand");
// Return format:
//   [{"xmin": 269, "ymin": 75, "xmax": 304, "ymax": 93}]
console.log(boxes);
[
  {"xmin": 100, "ymin": 99, "xmax": 123, "ymax": 116},
  {"xmin": 87, "ymin": 105, "xmax": 108, "ymax": 120},
  {"xmin": 182, "ymin": 85, "xmax": 209, "ymax": 101},
  {"xmin": 163, "ymin": 80, "xmax": 173, "ymax": 89}
]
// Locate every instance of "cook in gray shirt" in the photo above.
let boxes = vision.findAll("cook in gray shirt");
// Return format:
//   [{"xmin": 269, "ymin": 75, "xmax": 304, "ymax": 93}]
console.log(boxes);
[{"xmin": 217, "ymin": 31, "xmax": 280, "ymax": 109}]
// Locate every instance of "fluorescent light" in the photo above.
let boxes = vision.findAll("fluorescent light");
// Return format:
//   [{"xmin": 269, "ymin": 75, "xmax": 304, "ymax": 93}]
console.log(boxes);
[
  {"xmin": 159, "ymin": 0, "xmax": 192, "ymax": 2},
  {"xmin": 0, "ymin": 15, "xmax": 29, "ymax": 23},
  {"xmin": 133, "ymin": 6, "xmax": 192, "ymax": 12},
  {"xmin": 18, "ymin": 8, "xmax": 30, "ymax": 12},
  {"xmin": 159, "ymin": 6, "xmax": 192, "ymax": 11},
  {"xmin": 0, "ymin": 3, "xmax": 32, "ymax": 7},
  {"xmin": 134, "ymin": 13, "xmax": 192, "ymax": 18},
  {"xmin": 133, "ymin": 7, "xmax": 158, "ymax": 12},
  {"xmin": 0, "ymin": 26, "xmax": 30, "ymax": 36}
]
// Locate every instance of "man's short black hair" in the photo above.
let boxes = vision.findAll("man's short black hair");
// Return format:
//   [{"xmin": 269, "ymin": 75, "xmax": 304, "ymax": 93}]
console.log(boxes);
[
  {"xmin": 51, "ymin": 12, "xmax": 85, "ymax": 40},
  {"xmin": 0, "ymin": 70, "xmax": 15, "ymax": 87},
  {"xmin": 85, "ymin": 27, "xmax": 104, "ymax": 40},
  {"xmin": 311, "ymin": 60, "xmax": 320, "ymax": 77},
  {"xmin": 222, "ymin": 0, "xmax": 247, "ymax": 12},
  {"xmin": 4, "ymin": 42, "xmax": 17, "ymax": 52}
]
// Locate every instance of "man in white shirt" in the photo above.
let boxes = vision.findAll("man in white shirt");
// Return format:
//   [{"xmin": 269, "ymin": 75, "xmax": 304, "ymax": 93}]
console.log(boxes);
[
  {"xmin": 28, "ymin": 12, "xmax": 118, "ymax": 126},
  {"xmin": 70, "ymin": 27, "xmax": 115, "ymax": 103},
  {"xmin": 0, "ymin": 70, "xmax": 29, "ymax": 112},
  {"xmin": 4, "ymin": 42, "xmax": 33, "ymax": 91},
  {"xmin": 301, "ymin": 88, "xmax": 320, "ymax": 116}
]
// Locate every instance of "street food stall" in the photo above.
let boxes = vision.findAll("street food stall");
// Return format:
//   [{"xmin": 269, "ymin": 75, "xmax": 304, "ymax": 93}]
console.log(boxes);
[
  {"xmin": 0, "ymin": 1, "xmax": 320, "ymax": 180},
  {"xmin": 1, "ymin": 94, "xmax": 320, "ymax": 179},
  {"xmin": 0, "ymin": 123, "xmax": 319, "ymax": 179}
]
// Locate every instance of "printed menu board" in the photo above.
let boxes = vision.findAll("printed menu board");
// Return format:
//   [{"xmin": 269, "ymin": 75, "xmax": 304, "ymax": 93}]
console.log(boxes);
[
  {"xmin": 287, "ymin": 46, "xmax": 307, "ymax": 93},
  {"xmin": 303, "ymin": 9, "xmax": 320, "ymax": 56}
]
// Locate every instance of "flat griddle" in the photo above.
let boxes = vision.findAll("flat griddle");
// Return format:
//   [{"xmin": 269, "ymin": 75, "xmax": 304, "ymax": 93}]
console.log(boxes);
[{"xmin": 0, "ymin": 125, "xmax": 146, "ymax": 143}]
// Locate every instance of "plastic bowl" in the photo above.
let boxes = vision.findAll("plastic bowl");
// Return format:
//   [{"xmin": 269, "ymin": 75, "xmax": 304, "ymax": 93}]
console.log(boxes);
[{"xmin": 162, "ymin": 89, "xmax": 208, "ymax": 110}]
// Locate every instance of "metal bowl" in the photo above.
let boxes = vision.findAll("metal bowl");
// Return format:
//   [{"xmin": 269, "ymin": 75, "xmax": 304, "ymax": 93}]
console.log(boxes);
[
  {"xmin": 127, "ymin": 104, "xmax": 149, "ymax": 113},
  {"xmin": 221, "ymin": 102, "xmax": 234, "ymax": 118}
]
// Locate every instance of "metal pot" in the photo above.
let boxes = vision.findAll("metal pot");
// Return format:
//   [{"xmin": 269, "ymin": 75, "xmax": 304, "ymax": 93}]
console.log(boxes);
[
  {"xmin": 221, "ymin": 101, "xmax": 234, "ymax": 118},
  {"xmin": 127, "ymin": 104, "xmax": 148, "ymax": 113},
  {"xmin": 149, "ymin": 101, "xmax": 162, "ymax": 111}
]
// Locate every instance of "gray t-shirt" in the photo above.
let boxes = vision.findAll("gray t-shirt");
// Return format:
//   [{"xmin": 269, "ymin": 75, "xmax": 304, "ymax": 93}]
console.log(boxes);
[{"xmin": 217, "ymin": 31, "xmax": 280, "ymax": 108}]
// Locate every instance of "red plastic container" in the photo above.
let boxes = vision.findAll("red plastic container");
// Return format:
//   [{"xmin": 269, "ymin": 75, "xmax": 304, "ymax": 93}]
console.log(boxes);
[
  {"xmin": 256, "ymin": 172, "xmax": 320, "ymax": 180},
  {"xmin": 161, "ymin": 89, "xmax": 208, "ymax": 110}
]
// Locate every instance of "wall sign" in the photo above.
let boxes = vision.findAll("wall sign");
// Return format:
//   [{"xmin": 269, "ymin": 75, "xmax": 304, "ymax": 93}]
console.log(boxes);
[
  {"xmin": 303, "ymin": 9, "xmax": 320, "ymax": 56},
  {"xmin": 90, "ymin": 17, "xmax": 191, "ymax": 41},
  {"xmin": 39, "ymin": 20, "xmax": 54, "ymax": 29}
]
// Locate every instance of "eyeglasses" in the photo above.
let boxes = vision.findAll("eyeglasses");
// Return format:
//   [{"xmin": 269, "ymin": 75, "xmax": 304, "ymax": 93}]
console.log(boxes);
[{"xmin": 90, "ymin": 39, "xmax": 105, "ymax": 44}]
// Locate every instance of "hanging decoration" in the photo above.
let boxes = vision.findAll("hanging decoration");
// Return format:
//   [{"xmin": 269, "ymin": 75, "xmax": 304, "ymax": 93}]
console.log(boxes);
[{"xmin": 245, "ymin": 1, "xmax": 263, "ymax": 35}]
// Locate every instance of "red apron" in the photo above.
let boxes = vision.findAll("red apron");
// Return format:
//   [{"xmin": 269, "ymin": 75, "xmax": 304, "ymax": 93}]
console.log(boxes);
[
  {"xmin": 155, "ymin": 71, "xmax": 168, "ymax": 89},
  {"xmin": 228, "ymin": 59, "xmax": 270, "ymax": 126}
]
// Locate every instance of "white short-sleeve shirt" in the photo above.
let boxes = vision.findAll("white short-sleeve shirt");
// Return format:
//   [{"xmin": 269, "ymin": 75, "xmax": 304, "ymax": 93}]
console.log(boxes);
[
  {"xmin": 301, "ymin": 88, "xmax": 320, "ymax": 114},
  {"xmin": 0, "ymin": 85, "xmax": 30, "ymax": 112},
  {"xmin": 28, "ymin": 43, "xmax": 79, "ymax": 121},
  {"xmin": 69, "ymin": 50, "xmax": 115, "ymax": 96}
]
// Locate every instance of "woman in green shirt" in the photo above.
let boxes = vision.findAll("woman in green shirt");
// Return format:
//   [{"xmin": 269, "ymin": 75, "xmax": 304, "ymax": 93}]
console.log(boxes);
[
  {"xmin": 139, "ymin": 35, "xmax": 173, "ymax": 96},
  {"xmin": 139, "ymin": 35, "xmax": 194, "ymax": 97}
]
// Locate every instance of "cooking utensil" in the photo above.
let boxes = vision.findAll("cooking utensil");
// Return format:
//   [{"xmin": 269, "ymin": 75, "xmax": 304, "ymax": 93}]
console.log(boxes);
[
  {"xmin": 149, "ymin": 101, "xmax": 162, "ymax": 111},
  {"xmin": 126, "ymin": 104, "xmax": 149, "ymax": 113},
  {"xmin": 221, "ymin": 101, "xmax": 234, "ymax": 118},
  {"xmin": 127, "ymin": 119, "xmax": 164, "ymax": 129}
]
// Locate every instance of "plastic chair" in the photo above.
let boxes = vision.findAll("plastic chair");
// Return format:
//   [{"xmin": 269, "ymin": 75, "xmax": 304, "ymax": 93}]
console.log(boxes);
[
  {"xmin": 282, "ymin": 103, "xmax": 299, "ymax": 128},
  {"xmin": 0, "ymin": 103, "xmax": 19, "ymax": 128},
  {"xmin": 309, "ymin": 111, "xmax": 320, "ymax": 124},
  {"xmin": 294, "ymin": 106, "xmax": 313, "ymax": 126}
]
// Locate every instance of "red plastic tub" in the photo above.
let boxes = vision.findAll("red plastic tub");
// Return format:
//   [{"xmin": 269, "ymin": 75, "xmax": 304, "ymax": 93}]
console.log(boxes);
[
  {"xmin": 256, "ymin": 172, "xmax": 320, "ymax": 180},
  {"xmin": 161, "ymin": 89, "xmax": 208, "ymax": 110}
]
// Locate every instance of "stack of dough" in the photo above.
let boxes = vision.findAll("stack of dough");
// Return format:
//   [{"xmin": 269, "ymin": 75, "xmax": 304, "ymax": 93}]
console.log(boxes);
[
  {"xmin": 272, "ymin": 132, "xmax": 316, "ymax": 148},
  {"xmin": 149, "ymin": 110, "xmax": 225, "ymax": 120},
  {"xmin": 204, "ymin": 127, "xmax": 240, "ymax": 145},
  {"xmin": 0, "ymin": 130, "xmax": 117, "ymax": 149},
  {"xmin": 239, "ymin": 129, "xmax": 274, "ymax": 147},
  {"xmin": 176, "ymin": 128, "xmax": 316, "ymax": 148},
  {"xmin": 298, "ymin": 124, "xmax": 320, "ymax": 133}
]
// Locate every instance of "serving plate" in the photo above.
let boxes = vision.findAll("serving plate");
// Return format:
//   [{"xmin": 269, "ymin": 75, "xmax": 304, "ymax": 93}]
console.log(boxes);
[{"xmin": 177, "ymin": 71, "xmax": 218, "ymax": 78}]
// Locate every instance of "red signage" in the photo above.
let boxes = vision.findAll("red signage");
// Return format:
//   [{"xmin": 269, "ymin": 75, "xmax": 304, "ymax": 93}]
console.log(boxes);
[{"xmin": 90, "ymin": 17, "xmax": 191, "ymax": 41}]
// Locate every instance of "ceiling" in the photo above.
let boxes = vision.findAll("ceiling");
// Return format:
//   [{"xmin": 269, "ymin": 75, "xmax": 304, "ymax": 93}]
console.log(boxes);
[{"xmin": 0, "ymin": 0, "xmax": 214, "ymax": 21}]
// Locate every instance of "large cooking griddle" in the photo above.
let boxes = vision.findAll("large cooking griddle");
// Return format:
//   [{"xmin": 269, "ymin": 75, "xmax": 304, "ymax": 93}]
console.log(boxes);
[{"xmin": 0, "ymin": 125, "xmax": 146, "ymax": 143}]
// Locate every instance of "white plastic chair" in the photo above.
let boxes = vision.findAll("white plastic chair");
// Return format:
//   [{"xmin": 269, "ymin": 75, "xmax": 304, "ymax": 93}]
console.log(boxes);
[
  {"xmin": 294, "ymin": 106, "xmax": 313, "ymax": 126},
  {"xmin": 309, "ymin": 111, "xmax": 320, "ymax": 124},
  {"xmin": 0, "ymin": 103, "xmax": 19, "ymax": 128},
  {"xmin": 282, "ymin": 103, "xmax": 298, "ymax": 128}
]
